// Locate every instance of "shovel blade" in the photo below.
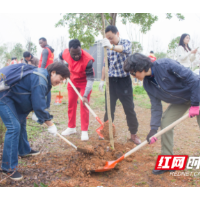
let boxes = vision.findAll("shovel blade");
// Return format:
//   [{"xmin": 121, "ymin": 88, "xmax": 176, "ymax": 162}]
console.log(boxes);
[
  {"xmin": 93, "ymin": 155, "xmax": 125, "ymax": 172},
  {"xmin": 55, "ymin": 95, "xmax": 63, "ymax": 104},
  {"xmin": 96, "ymin": 125, "xmax": 104, "ymax": 140}
]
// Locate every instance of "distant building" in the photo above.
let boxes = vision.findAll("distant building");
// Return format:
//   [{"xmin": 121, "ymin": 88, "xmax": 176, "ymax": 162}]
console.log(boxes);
[{"xmin": 84, "ymin": 40, "xmax": 104, "ymax": 81}]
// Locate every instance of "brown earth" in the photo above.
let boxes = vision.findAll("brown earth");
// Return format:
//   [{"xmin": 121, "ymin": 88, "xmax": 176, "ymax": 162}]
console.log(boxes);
[
  {"xmin": 100, "ymin": 121, "xmax": 116, "ymax": 140},
  {"xmin": 1, "ymin": 85, "xmax": 200, "ymax": 187}
]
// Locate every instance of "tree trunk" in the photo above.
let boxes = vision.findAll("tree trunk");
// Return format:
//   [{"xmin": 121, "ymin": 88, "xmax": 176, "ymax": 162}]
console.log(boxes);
[
  {"xmin": 101, "ymin": 13, "xmax": 114, "ymax": 149},
  {"xmin": 109, "ymin": 13, "xmax": 117, "ymax": 26}
]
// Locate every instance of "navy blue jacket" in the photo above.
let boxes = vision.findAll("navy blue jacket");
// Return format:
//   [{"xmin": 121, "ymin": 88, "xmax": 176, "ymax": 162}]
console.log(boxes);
[
  {"xmin": 143, "ymin": 58, "xmax": 200, "ymax": 130},
  {"xmin": 0, "ymin": 68, "xmax": 52, "ymax": 124}
]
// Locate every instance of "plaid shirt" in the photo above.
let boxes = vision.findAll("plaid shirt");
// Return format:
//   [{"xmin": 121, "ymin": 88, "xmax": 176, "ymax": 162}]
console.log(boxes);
[{"xmin": 104, "ymin": 38, "xmax": 131, "ymax": 77}]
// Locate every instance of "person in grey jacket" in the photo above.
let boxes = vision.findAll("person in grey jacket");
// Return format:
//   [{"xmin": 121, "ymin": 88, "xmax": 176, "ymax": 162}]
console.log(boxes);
[{"xmin": 123, "ymin": 53, "xmax": 200, "ymax": 175}]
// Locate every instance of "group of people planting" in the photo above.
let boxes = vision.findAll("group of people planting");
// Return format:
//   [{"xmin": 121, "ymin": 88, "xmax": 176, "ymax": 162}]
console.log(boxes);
[{"xmin": 0, "ymin": 25, "xmax": 199, "ymax": 181}]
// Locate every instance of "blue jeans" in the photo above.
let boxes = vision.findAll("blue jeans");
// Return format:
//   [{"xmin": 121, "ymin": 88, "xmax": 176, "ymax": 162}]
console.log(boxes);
[
  {"xmin": 0, "ymin": 100, "xmax": 31, "ymax": 171},
  {"xmin": 46, "ymin": 91, "xmax": 51, "ymax": 109}
]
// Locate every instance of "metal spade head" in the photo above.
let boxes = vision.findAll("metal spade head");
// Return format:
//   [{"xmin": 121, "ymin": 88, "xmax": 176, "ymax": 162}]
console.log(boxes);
[
  {"xmin": 96, "ymin": 124, "xmax": 105, "ymax": 140},
  {"xmin": 54, "ymin": 91, "xmax": 63, "ymax": 105},
  {"xmin": 92, "ymin": 155, "xmax": 125, "ymax": 172}
]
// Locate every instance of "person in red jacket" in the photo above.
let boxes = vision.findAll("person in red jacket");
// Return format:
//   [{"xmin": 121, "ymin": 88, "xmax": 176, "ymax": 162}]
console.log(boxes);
[
  {"xmin": 32, "ymin": 38, "xmax": 55, "ymax": 122},
  {"xmin": 10, "ymin": 57, "xmax": 17, "ymax": 65},
  {"xmin": 59, "ymin": 39, "xmax": 95, "ymax": 141},
  {"xmin": 148, "ymin": 51, "xmax": 157, "ymax": 62}
]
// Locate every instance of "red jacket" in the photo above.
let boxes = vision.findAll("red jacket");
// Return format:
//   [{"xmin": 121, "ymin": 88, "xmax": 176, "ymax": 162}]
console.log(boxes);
[
  {"xmin": 148, "ymin": 54, "xmax": 157, "ymax": 62},
  {"xmin": 62, "ymin": 49, "xmax": 94, "ymax": 85}
]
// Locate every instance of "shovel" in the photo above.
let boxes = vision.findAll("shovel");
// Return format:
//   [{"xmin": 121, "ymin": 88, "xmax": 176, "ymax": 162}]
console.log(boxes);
[
  {"xmin": 44, "ymin": 123, "xmax": 93, "ymax": 154},
  {"xmin": 92, "ymin": 112, "xmax": 189, "ymax": 172},
  {"xmin": 56, "ymin": 132, "xmax": 94, "ymax": 154},
  {"xmin": 54, "ymin": 84, "xmax": 63, "ymax": 105},
  {"xmin": 67, "ymin": 78, "xmax": 104, "ymax": 139}
]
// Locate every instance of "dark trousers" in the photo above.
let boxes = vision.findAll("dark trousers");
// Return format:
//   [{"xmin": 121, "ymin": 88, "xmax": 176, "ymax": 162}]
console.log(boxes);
[{"xmin": 104, "ymin": 76, "xmax": 138, "ymax": 135}]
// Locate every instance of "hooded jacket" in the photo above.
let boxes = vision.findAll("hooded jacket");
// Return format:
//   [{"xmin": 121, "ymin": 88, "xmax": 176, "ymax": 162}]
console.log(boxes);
[
  {"xmin": 0, "ymin": 68, "xmax": 52, "ymax": 124},
  {"xmin": 143, "ymin": 58, "xmax": 200, "ymax": 130}
]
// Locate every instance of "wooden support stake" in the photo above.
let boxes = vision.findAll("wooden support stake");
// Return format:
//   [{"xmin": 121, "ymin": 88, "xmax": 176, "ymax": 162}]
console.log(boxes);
[{"xmin": 101, "ymin": 13, "xmax": 114, "ymax": 149}]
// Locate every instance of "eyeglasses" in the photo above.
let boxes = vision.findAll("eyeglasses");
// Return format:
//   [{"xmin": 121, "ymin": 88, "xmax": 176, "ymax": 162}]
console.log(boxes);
[{"xmin": 130, "ymin": 71, "xmax": 136, "ymax": 76}]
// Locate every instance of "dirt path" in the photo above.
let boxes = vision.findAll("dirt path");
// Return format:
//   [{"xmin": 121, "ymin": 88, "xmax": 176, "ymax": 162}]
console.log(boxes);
[{"xmin": 1, "ymin": 85, "xmax": 200, "ymax": 187}]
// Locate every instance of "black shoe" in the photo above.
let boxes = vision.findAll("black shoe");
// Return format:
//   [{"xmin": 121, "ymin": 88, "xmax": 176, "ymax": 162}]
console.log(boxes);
[
  {"xmin": 21, "ymin": 149, "xmax": 40, "ymax": 157},
  {"xmin": 2, "ymin": 170, "xmax": 23, "ymax": 181},
  {"xmin": 152, "ymin": 169, "xmax": 176, "ymax": 175}
]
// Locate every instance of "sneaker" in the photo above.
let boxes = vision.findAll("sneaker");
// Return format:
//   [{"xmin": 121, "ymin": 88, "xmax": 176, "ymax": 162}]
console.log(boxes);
[
  {"xmin": 3, "ymin": 170, "xmax": 23, "ymax": 181},
  {"xmin": 81, "ymin": 131, "xmax": 89, "ymax": 141},
  {"xmin": 32, "ymin": 112, "xmax": 38, "ymax": 122},
  {"xmin": 61, "ymin": 127, "xmax": 76, "ymax": 136},
  {"xmin": 21, "ymin": 149, "xmax": 40, "ymax": 158}
]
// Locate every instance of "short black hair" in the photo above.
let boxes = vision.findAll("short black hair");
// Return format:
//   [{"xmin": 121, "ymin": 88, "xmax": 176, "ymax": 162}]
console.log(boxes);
[
  {"xmin": 69, "ymin": 39, "xmax": 81, "ymax": 49},
  {"xmin": 23, "ymin": 51, "xmax": 31, "ymax": 58},
  {"xmin": 11, "ymin": 57, "xmax": 17, "ymax": 60},
  {"xmin": 47, "ymin": 62, "xmax": 70, "ymax": 79},
  {"xmin": 105, "ymin": 25, "xmax": 118, "ymax": 34},
  {"xmin": 123, "ymin": 53, "xmax": 152, "ymax": 73},
  {"xmin": 150, "ymin": 51, "xmax": 154, "ymax": 54},
  {"xmin": 39, "ymin": 37, "xmax": 47, "ymax": 42}
]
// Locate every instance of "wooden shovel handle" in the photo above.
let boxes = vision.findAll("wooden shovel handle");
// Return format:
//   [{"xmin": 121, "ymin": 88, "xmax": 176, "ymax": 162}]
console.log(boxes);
[
  {"xmin": 56, "ymin": 132, "xmax": 77, "ymax": 150},
  {"xmin": 67, "ymin": 78, "xmax": 97, "ymax": 118},
  {"xmin": 125, "ymin": 113, "xmax": 188, "ymax": 158}
]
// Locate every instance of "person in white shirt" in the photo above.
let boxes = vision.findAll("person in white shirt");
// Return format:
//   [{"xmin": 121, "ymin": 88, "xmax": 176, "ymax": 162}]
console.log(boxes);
[{"xmin": 176, "ymin": 33, "xmax": 198, "ymax": 69}]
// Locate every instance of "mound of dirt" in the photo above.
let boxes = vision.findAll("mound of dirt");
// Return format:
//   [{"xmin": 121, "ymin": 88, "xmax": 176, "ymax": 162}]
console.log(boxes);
[
  {"xmin": 26, "ymin": 141, "xmax": 135, "ymax": 185},
  {"xmin": 100, "ymin": 121, "xmax": 116, "ymax": 140}
]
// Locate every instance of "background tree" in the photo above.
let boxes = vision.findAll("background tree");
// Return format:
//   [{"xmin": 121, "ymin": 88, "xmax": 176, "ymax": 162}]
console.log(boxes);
[
  {"xmin": 154, "ymin": 52, "xmax": 167, "ymax": 59},
  {"xmin": 0, "ymin": 44, "xmax": 11, "ymax": 68},
  {"xmin": 131, "ymin": 41, "xmax": 143, "ymax": 53},
  {"xmin": 55, "ymin": 13, "xmax": 184, "ymax": 49},
  {"xmin": 10, "ymin": 43, "xmax": 24, "ymax": 60},
  {"xmin": 26, "ymin": 40, "xmax": 37, "ymax": 55},
  {"xmin": 167, "ymin": 36, "xmax": 180, "ymax": 59}
]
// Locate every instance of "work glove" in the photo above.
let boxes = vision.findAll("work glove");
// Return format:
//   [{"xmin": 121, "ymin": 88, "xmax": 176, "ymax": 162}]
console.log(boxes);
[
  {"xmin": 32, "ymin": 112, "xmax": 38, "ymax": 122},
  {"xmin": 146, "ymin": 129, "xmax": 157, "ymax": 144},
  {"xmin": 101, "ymin": 38, "xmax": 112, "ymax": 49},
  {"xmin": 47, "ymin": 124, "xmax": 57, "ymax": 137},
  {"xmin": 189, "ymin": 106, "xmax": 199, "ymax": 118},
  {"xmin": 99, "ymin": 80, "xmax": 105, "ymax": 92}
]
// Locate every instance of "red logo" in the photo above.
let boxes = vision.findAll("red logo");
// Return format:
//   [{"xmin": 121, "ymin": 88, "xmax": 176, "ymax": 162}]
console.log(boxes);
[{"xmin": 155, "ymin": 155, "xmax": 188, "ymax": 170}]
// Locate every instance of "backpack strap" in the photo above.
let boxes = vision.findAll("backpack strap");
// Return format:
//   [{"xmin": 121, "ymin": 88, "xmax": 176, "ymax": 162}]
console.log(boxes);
[
  {"xmin": 20, "ymin": 65, "xmax": 25, "ymax": 80},
  {"xmin": 33, "ymin": 72, "xmax": 48, "ymax": 84}
]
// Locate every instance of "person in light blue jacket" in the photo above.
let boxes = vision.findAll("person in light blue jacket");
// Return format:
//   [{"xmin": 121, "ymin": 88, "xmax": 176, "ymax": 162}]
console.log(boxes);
[
  {"xmin": 124, "ymin": 53, "xmax": 200, "ymax": 175},
  {"xmin": 0, "ymin": 62, "xmax": 70, "ymax": 181}
]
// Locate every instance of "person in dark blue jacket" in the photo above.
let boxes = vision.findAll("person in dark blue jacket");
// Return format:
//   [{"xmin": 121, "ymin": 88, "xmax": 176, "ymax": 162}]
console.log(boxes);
[
  {"xmin": 0, "ymin": 62, "xmax": 70, "ymax": 181},
  {"xmin": 123, "ymin": 53, "xmax": 200, "ymax": 175}
]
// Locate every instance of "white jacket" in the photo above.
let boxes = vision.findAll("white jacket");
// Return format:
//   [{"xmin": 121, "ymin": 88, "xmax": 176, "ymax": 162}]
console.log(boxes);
[{"xmin": 176, "ymin": 46, "xmax": 196, "ymax": 68}]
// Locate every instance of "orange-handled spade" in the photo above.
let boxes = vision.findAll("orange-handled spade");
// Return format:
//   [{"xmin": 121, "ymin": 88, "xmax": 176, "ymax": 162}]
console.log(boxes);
[
  {"xmin": 67, "ymin": 78, "xmax": 104, "ymax": 139},
  {"xmin": 92, "ymin": 113, "xmax": 189, "ymax": 172}
]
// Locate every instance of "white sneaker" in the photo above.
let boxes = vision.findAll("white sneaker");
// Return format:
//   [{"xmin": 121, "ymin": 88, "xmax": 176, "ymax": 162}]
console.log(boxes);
[
  {"xmin": 61, "ymin": 127, "xmax": 76, "ymax": 136},
  {"xmin": 81, "ymin": 131, "xmax": 89, "ymax": 141},
  {"xmin": 32, "ymin": 112, "xmax": 38, "ymax": 122}
]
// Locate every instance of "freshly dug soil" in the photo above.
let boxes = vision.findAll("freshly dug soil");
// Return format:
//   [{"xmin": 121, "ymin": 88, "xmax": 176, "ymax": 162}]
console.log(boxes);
[
  {"xmin": 77, "ymin": 145, "xmax": 94, "ymax": 154},
  {"xmin": 100, "ymin": 121, "xmax": 116, "ymax": 140},
  {"xmin": 19, "ymin": 141, "xmax": 136, "ymax": 187}
]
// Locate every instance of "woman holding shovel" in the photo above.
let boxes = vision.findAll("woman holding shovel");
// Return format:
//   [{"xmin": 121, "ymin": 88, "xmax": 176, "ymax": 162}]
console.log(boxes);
[
  {"xmin": 59, "ymin": 39, "xmax": 95, "ymax": 141},
  {"xmin": 0, "ymin": 62, "xmax": 70, "ymax": 181},
  {"xmin": 123, "ymin": 53, "xmax": 200, "ymax": 175}
]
